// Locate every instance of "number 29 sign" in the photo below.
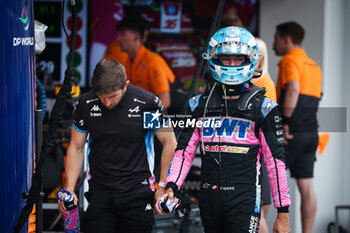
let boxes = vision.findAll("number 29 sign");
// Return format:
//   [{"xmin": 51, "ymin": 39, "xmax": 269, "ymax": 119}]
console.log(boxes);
[{"xmin": 160, "ymin": 2, "xmax": 182, "ymax": 34}]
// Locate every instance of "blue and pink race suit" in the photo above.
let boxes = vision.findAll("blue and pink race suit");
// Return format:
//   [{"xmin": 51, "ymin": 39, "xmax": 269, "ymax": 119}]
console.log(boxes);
[{"xmin": 166, "ymin": 85, "xmax": 291, "ymax": 232}]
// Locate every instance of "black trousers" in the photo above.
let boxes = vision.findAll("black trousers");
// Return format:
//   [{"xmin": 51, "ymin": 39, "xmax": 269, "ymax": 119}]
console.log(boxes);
[
  {"xmin": 83, "ymin": 189, "xmax": 155, "ymax": 233},
  {"xmin": 286, "ymin": 131, "xmax": 318, "ymax": 178},
  {"xmin": 198, "ymin": 185, "xmax": 260, "ymax": 233}
]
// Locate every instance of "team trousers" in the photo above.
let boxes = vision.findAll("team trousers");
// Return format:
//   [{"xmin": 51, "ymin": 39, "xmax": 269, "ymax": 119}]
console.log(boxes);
[
  {"xmin": 198, "ymin": 185, "xmax": 260, "ymax": 233},
  {"xmin": 83, "ymin": 189, "xmax": 155, "ymax": 233}
]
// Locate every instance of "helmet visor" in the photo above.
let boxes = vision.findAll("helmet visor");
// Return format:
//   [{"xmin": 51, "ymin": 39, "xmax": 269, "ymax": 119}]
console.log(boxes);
[
  {"xmin": 209, "ymin": 41, "xmax": 258, "ymax": 61},
  {"xmin": 213, "ymin": 54, "xmax": 249, "ymax": 67}
]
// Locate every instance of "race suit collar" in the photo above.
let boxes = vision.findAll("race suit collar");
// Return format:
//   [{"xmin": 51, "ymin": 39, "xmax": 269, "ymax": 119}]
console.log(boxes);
[{"xmin": 222, "ymin": 82, "xmax": 253, "ymax": 96}]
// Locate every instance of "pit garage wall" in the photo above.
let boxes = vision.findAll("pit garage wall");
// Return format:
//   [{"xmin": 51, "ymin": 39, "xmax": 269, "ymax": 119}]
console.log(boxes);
[
  {"xmin": 343, "ymin": 0, "xmax": 350, "ymax": 216},
  {"xmin": 0, "ymin": 0, "xmax": 35, "ymax": 232},
  {"xmin": 260, "ymin": 0, "xmax": 349, "ymax": 232}
]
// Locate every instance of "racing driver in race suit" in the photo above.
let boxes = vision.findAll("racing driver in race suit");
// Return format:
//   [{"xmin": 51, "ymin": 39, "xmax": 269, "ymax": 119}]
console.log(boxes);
[{"xmin": 156, "ymin": 26, "xmax": 291, "ymax": 233}]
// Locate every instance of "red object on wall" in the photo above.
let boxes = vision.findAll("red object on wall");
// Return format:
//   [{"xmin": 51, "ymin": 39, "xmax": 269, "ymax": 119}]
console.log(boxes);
[
  {"xmin": 66, "ymin": 34, "xmax": 82, "ymax": 49},
  {"xmin": 67, "ymin": 16, "xmax": 82, "ymax": 31}
]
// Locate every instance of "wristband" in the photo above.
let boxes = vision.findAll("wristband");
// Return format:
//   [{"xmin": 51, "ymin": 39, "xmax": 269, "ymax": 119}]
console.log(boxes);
[
  {"xmin": 282, "ymin": 115, "xmax": 291, "ymax": 125},
  {"xmin": 277, "ymin": 206, "xmax": 289, "ymax": 213},
  {"xmin": 158, "ymin": 182, "xmax": 165, "ymax": 188}
]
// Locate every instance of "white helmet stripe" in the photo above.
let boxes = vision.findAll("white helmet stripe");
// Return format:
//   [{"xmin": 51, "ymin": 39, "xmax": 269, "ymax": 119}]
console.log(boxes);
[
  {"xmin": 247, "ymin": 38, "xmax": 256, "ymax": 47},
  {"xmin": 225, "ymin": 37, "xmax": 240, "ymax": 42},
  {"xmin": 209, "ymin": 37, "xmax": 219, "ymax": 47},
  {"xmin": 215, "ymin": 65, "xmax": 222, "ymax": 76},
  {"xmin": 243, "ymin": 66, "xmax": 250, "ymax": 81}
]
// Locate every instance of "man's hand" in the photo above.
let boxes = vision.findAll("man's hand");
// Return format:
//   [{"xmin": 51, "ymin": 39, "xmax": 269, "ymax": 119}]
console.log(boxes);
[
  {"xmin": 154, "ymin": 187, "xmax": 166, "ymax": 214},
  {"xmin": 154, "ymin": 188, "xmax": 174, "ymax": 214},
  {"xmin": 57, "ymin": 187, "xmax": 78, "ymax": 216},
  {"xmin": 283, "ymin": 124, "xmax": 293, "ymax": 144},
  {"xmin": 273, "ymin": 212, "xmax": 291, "ymax": 233}
]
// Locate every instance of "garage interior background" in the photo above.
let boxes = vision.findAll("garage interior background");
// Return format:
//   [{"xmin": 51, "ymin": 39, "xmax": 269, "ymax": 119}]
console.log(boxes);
[{"xmin": 1, "ymin": 0, "xmax": 349, "ymax": 232}]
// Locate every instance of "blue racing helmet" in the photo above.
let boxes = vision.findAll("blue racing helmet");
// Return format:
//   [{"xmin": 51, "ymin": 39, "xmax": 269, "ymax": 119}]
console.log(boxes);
[{"xmin": 203, "ymin": 26, "xmax": 259, "ymax": 85}]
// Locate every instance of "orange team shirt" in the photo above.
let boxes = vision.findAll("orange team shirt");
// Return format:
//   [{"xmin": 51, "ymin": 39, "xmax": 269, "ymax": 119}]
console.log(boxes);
[
  {"xmin": 276, "ymin": 48, "xmax": 322, "ymax": 130},
  {"xmin": 276, "ymin": 48, "xmax": 322, "ymax": 100},
  {"xmin": 104, "ymin": 41, "xmax": 175, "ymax": 95},
  {"xmin": 254, "ymin": 74, "xmax": 277, "ymax": 102},
  {"xmin": 104, "ymin": 40, "xmax": 129, "ymax": 64}
]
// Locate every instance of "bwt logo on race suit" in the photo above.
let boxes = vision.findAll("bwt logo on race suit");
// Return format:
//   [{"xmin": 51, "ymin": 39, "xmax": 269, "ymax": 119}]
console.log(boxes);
[
  {"xmin": 202, "ymin": 117, "xmax": 251, "ymax": 139},
  {"xmin": 143, "ymin": 111, "xmax": 162, "ymax": 129}
]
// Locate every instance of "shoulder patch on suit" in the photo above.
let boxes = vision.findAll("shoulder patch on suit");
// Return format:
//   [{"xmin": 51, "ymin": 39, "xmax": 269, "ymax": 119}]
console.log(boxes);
[
  {"xmin": 238, "ymin": 85, "xmax": 265, "ymax": 111},
  {"xmin": 261, "ymin": 97, "xmax": 278, "ymax": 118},
  {"xmin": 189, "ymin": 95, "xmax": 202, "ymax": 112}
]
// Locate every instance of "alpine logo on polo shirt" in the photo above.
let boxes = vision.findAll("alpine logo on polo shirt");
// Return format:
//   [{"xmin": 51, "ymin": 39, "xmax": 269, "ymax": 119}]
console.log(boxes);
[
  {"xmin": 129, "ymin": 106, "xmax": 140, "ymax": 113},
  {"xmin": 128, "ymin": 106, "xmax": 141, "ymax": 118},
  {"xmin": 90, "ymin": 105, "xmax": 102, "ymax": 117},
  {"xmin": 79, "ymin": 119, "xmax": 84, "ymax": 127}
]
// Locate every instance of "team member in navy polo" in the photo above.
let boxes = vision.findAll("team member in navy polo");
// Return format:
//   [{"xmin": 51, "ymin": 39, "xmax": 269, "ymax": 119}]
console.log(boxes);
[{"xmin": 58, "ymin": 59, "xmax": 177, "ymax": 233}]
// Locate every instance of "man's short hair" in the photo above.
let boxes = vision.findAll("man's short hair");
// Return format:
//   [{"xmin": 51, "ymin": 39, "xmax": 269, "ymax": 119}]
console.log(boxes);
[
  {"xmin": 91, "ymin": 59, "xmax": 126, "ymax": 95},
  {"xmin": 220, "ymin": 12, "xmax": 244, "ymax": 28},
  {"xmin": 276, "ymin": 21, "xmax": 305, "ymax": 45},
  {"xmin": 116, "ymin": 15, "xmax": 150, "ymax": 39}
]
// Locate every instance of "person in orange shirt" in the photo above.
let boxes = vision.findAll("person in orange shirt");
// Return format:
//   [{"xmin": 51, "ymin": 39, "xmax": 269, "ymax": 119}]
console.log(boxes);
[
  {"xmin": 274, "ymin": 21, "xmax": 322, "ymax": 233},
  {"xmin": 104, "ymin": 16, "xmax": 175, "ymax": 109},
  {"xmin": 104, "ymin": 39, "xmax": 129, "ymax": 66}
]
